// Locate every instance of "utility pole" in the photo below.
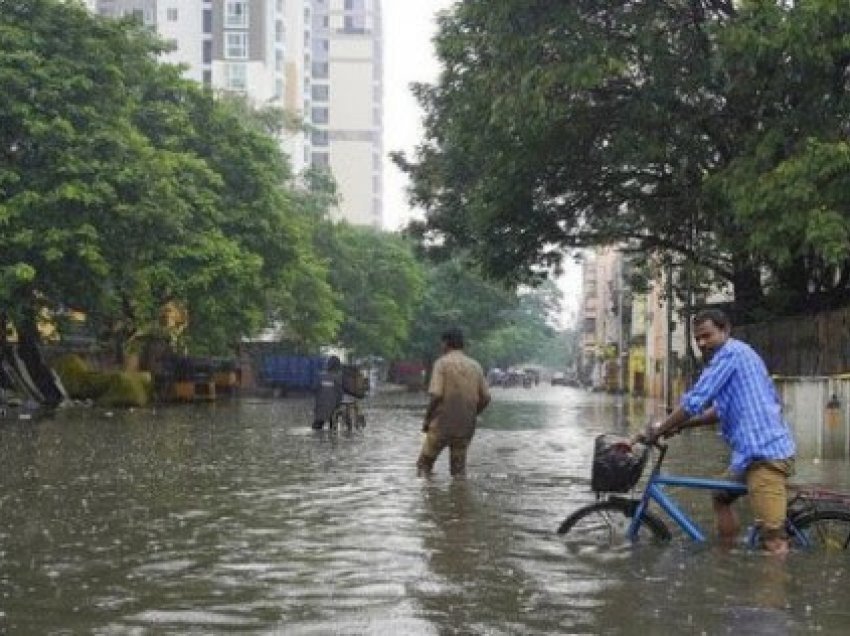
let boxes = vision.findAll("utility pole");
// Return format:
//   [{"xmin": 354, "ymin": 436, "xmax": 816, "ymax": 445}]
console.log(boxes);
[
  {"xmin": 618, "ymin": 253, "xmax": 627, "ymax": 395},
  {"xmin": 664, "ymin": 258, "xmax": 674, "ymax": 414}
]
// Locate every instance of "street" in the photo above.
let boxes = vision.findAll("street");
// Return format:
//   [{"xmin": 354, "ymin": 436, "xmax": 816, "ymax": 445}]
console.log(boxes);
[{"xmin": 0, "ymin": 386, "xmax": 848, "ymax": 634}]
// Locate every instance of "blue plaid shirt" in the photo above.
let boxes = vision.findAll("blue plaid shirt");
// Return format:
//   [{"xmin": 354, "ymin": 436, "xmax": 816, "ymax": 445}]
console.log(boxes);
[{"xmin": 680, "ymin": 338, "xmax": 796, "ymax": 475}]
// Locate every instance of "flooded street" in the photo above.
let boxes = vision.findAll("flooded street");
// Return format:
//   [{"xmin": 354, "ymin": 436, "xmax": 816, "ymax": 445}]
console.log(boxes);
[{"xmin": 2, "ymin": 386, "xmax": 850, "ymax": 634}]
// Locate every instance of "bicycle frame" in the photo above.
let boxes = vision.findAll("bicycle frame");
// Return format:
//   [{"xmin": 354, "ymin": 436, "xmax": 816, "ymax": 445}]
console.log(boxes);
[{"xmin": 628, "ymin": 444, "xmax": 748, "ymax": 543}]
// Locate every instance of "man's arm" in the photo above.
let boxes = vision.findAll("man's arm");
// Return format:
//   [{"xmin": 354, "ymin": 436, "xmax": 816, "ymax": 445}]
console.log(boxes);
[
  {"xmin": 423, "ymin": 394, "xmax": 441, "ymax": 432},
  {"xmin": 477, "ymin": 376, "xmax": 491, "ymax": 414},
  {"xmin": 650, "ymin": 406, "xmax": 718, "ymax": 441}
]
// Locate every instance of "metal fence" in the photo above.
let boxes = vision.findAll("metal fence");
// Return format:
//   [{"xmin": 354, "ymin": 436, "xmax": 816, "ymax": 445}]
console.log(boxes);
[{"xmin": 735, "ymin": 307, "xmax": 850, "ymax": 376}]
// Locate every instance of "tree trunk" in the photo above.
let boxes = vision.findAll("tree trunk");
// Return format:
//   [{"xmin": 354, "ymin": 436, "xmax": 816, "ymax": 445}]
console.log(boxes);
[
  {"xmin": 731, "ymin": 264, "xmax": 764, "ymax": 324},
  {"xmin": 16, "ymin": 308, "xmax": 64, "ymax": 408}
]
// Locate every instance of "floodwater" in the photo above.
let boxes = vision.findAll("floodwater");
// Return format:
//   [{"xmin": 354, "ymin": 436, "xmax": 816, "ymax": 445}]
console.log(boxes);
[{"xmin": 1, "ymin": 386, "xmax": 849, "ymax": 634}]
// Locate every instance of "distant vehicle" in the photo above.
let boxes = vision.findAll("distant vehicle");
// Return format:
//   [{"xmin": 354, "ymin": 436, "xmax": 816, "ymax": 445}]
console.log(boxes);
[{"xmin": 552, "ymin": 372, "xmax": 579, "ymax": 387}]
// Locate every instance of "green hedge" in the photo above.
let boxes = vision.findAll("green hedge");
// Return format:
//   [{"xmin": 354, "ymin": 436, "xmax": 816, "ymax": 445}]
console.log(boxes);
[{"xmin": 53, "ymin": 355, "xmax": 152, "ymax": 407}]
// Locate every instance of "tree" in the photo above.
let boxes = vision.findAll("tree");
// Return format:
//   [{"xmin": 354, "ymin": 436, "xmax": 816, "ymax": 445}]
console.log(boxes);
[
  {"xmin": 471, "ymin": 282, "xmax": 573, "ymax": 370},
  {"xmin": 400, "ymin": 258, "xmax": 515, "ymax": 363},
  {"xmin": 0, "ymin": 0, "xmax": 339, "ymax": 358},
  {"xmin": 398, "ymin": 0, "xmax": 850, "ymax": 320},
  {"xmin": 316, "ymin": 224, "xmax": 424, "ymax": 358},
  {"xmin": 0, "ymin": 0, "xmax": 219, "ymax": 350}
]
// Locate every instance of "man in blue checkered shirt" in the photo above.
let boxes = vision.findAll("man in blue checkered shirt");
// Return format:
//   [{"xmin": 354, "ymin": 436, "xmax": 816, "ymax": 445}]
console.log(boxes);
[{"xmin": 647, "ymin": 309, "xmax": 796, "ymax": 555}]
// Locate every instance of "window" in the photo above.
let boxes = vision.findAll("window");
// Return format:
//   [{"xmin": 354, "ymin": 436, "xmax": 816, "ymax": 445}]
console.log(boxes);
[
  {"xmin": 225, "ymin": 32, "xmax": 248, "ymax": 59},
  {"xmin": 276, "ymin": 0, "xmax": 284, "ymax": 11},
  {"xmin": 275, "ymin": 20, "xmax": 284, "ymax": 43},
  {"xmin": 275, "ymin": 78, "xmax": 284, "ymax": 98},
  {"xmin": 311, "ymin": 84, "xmax": 329, "ymax": 101},
  {"xmin": 166, "ymin": 7, "xmax": 178, "ymax": 21},
  {"xmin": 225, "ymin": 63, "xmax": 247, "ymax": 91},
  {"xmin": 203, "ymin": 69, "xmax": 212, "ymax": 86},
  {"xmin": 275, "ymin": 50, "xmax": 284, "ymax": 72},
  {"xmin": 311, "ymin": 152, "xmax": 330, "ymax": 168},
  {"xmin": 312, "ymin": 62, "xmax": 329, "ymax": 79},
  {"xmin": 203, "ymin": 40, "xmax": 212, "ymax": 64},
  {"xmin": 343, "ymin": 15, "xmax": 366, "ymax": 33},
  {"xmin": 311, "ymin": 107, "xmax": 328, "ymax": 124},
  {"xmin": 312, "ymin": 130, "xmax": 328, "ymax": 146},
  {"xmin": 225, "ymin": 1, "xmax": 248, "ymax": 28},
  {"xmin": 203, "ymin": 8, "xmax": 212, "ymax": 33}
]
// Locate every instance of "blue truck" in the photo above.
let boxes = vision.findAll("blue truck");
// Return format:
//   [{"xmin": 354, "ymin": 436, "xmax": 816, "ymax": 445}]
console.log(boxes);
[{"xmin": 259, "ymin": 355, "xmax": 326, "ymax": 392}]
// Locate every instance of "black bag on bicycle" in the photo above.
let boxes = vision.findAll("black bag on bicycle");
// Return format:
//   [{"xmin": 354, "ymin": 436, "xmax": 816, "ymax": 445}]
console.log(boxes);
[
  {"xmin": 591, "ymin": 434, "xmax": 648, "ymax": 493},
  {"xmin": 341, "ymin": 365, "xmax": 368, "ymax": 399}
]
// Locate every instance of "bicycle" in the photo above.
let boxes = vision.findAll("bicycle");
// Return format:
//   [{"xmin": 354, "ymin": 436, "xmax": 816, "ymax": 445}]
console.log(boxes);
[
  {"xmin": 557, "ymin": 435, "xmax": 850, "ymax": 552},
  {"xmin": 330, "ymin": 399, "xmax": 366, "ymax": 432}
]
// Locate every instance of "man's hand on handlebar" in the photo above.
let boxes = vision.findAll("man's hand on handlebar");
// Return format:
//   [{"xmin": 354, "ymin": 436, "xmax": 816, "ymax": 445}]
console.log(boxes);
[{"xmin": 635, "ymin": 421, "xmax": 678, "ymax": 446}]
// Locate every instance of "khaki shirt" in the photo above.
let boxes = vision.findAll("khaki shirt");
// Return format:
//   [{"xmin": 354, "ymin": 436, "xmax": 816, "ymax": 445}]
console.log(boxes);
[{"xmin": 428, "ymin": 350, "xmax": 490, "ymax": 438}]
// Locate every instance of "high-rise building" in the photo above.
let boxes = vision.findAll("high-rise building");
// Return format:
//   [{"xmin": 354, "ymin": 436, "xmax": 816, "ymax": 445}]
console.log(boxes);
[
  {"xmin": 94, "ymin": 0, "xmax": 307, "ymax": 173},
  {"xmin": 308, "ymin": 0, "xmax": 383, "ymax": 227},
  {"xmin": 92, "ymin": 0, "xmax": 383, "ymax": 226}
]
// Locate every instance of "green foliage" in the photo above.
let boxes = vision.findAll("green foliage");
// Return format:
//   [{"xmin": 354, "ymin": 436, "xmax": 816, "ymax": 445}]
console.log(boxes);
[
  {"xmin": 316, "ymin": 224, "xmax": 424, "ymax": 358},
  {"xmin": 399, "ymin": 258, "xmax": 514, "ymax": 363},
  {"xmin": 97, "ymin": 371, "xmax": 151, "ymax": 407},
  {"xmin": 0, "ymin": 0, "xmax": 340, "ymax": 357},
  {"xmin": 400, "ymin": 0, "xmax": 850, "ymax": 319},
  {"xmin": 52, "ymin": 354, "xmax": 114, "ymax": 400},
  {"xmin": 470, "ymin": 283, "xmax": 576, "ymax": 370}
]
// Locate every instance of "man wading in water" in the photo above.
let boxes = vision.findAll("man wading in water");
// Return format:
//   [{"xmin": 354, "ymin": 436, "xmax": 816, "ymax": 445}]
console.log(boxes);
[{"xmin": 417, "ymin": 328, "xmax": 491, "ymax": 476}]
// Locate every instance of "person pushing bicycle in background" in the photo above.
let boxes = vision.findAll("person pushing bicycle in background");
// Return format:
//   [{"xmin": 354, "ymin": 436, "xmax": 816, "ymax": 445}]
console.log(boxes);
[{"xmin": 643, "ymin": 309, "xmax": 796, "ymax": 555}]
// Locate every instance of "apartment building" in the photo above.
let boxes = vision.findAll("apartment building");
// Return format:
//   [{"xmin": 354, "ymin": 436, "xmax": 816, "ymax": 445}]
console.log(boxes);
[
  {"xmin": 580, "ymin": 253, "xmax": 599, "ymax": 383},
  {"xmin": 579, "ymin": 248, "xmax": 627, "ymax": 389},
  {"xmin": 93, "ymin": 0, "xmax": 383, "ymax": 227},
  {"xmin": 308, "ymin": 0, "xmax": 383, "ymax": 227}
]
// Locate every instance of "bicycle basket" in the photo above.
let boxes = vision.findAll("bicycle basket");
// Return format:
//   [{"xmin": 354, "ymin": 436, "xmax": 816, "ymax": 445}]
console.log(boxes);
[{"xmin": 590, "ymin": 434, "xmax": 648, "ymax": 493}]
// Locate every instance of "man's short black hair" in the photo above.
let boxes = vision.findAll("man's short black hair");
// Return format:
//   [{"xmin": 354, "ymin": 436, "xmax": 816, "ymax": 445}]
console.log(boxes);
[
  {"xmin": 693, "ymin": 309, "xmax": 731, "ymax": 331},
  {"xmin": 441, "ymin": 327, "xmax": 464, "ymax": 349},
  {"xmin": 327, "ymin": 355, "xmax": 341, "ymax": 371}
]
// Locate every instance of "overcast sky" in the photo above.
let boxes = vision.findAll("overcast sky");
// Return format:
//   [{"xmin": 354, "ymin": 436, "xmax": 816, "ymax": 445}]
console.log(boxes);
[
  {"xmin": 380, "ymin": 1, "xmax": 581, "ymax": 327},
  {"xmin": 381, "ymin": 0, "xmax": 453, "ymax": 232}
]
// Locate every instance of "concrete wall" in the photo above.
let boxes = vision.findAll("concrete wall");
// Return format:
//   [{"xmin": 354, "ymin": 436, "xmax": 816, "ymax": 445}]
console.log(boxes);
[{"xmin": 775, "ymin": 376, "xmax": 850, "ymax": 460}]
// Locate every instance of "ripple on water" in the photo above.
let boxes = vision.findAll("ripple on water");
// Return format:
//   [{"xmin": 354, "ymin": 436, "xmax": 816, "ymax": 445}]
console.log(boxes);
[{"xmin": 0, "ymin": 390, "xmax": 848, "ymax": 633}]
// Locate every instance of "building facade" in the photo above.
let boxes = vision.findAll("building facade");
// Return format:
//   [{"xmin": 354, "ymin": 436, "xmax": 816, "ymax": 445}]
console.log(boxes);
[
  {"xmin": 93, "ymin": 0, "xmax": 383, "ymax": 226},
  {"xmin": 308, "ymin": 0, "xmax": 383, "ymax": 227}
]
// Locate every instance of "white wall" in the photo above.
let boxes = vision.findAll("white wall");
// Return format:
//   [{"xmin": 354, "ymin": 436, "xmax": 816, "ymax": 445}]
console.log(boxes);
[{"xmin": 157, "ymin": 0, "xmax": 204, "ymax": 82}]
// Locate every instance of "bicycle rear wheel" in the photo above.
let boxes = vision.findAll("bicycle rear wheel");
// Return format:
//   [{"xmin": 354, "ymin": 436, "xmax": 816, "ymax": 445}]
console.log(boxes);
[
  {"xmin": 557, "ymin": 499, "xmax": 671, "ymax": 550},
  {"xmin": 790, "ymin": 508, "xmax": 850, "ymax": 552}
]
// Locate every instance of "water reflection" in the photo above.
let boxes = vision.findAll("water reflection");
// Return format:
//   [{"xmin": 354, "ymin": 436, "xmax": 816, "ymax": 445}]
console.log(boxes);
[{"xmin": 0, "ymin": 387, "xmax": 848, "ymax": 633}]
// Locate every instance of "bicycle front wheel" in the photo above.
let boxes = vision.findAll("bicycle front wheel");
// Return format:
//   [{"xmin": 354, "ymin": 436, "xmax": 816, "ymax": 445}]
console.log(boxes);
[
  {"xmin": 790, "ymin": 508, "xmax": 850, "ymax": 552},
  {"xmin": 557, "ymin": 499, "xmax": 671, "ymax": 549}
]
